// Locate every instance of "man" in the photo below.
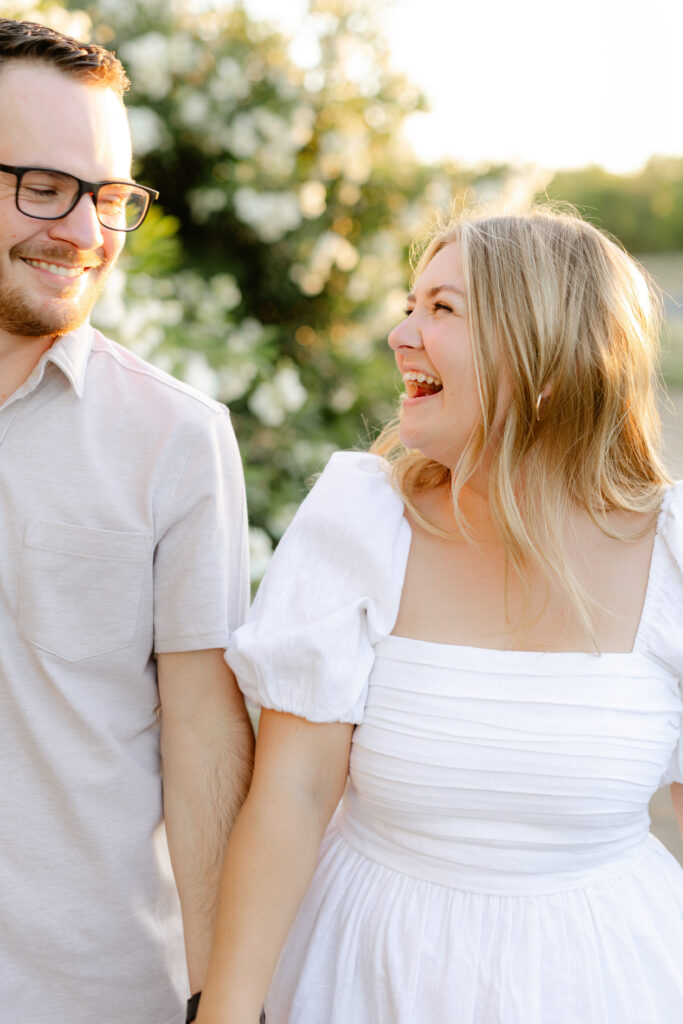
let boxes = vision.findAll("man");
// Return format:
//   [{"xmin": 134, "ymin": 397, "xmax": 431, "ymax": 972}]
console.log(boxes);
[{"xmin": 0, "ymin": 19, "xmax": 254, "ymax": 1023}]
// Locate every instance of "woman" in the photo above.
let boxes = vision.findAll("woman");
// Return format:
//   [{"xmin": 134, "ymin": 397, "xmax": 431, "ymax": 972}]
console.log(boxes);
[{"xmin": 197, "ymin": 208, "xmax": 683, "ymax": 1023}]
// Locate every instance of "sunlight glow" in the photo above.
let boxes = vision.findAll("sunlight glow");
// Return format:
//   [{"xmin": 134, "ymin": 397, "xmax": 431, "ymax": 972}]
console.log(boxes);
[{"xmin": 243, "ymin": 0, "xmax": 683, "ymax": 172}]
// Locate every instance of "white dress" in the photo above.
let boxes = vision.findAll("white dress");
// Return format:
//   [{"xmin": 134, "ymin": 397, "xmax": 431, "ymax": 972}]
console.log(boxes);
[{"xmin": 227, "ymin": 451, "xmax": 683, "ymax": 1024}]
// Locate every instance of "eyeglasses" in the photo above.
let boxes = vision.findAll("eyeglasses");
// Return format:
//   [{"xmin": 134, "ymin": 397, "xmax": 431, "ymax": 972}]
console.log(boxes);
[{"xmin": 0, "ymin": 163, "xmax": 159, "ymax": 232}]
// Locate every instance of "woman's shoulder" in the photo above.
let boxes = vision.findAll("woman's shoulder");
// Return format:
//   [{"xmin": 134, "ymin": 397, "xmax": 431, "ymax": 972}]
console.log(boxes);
[
  {"xmin": 309, "ymin": 449, "xmax": 400, "ymax": 498},
  {"xmin": 658, "ymin": 479, "xmax": 683, "ymax": 544},
  {"xmin": 295, "ymin": 450, "xmax": 406, "ymax": 534},
  {"xmin": 636, "ymin": 480, "xmax": 683, "ymax": 672},
  {"xmin": 226, "ymin": 451, "xmax": 411, "ymax": 723},
  {"xmin": 260, "ymin": 448, "xmax": 411, "ymax": 608}
]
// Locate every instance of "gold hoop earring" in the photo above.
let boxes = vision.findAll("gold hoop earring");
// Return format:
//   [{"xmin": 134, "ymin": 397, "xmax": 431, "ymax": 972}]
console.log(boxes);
[{"xmin": 535, "ymin": 393, "xmax": 544, "ymax": 422}]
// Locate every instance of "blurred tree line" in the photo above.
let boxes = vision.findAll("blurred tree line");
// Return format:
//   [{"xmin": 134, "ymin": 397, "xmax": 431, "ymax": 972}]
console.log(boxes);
[
  {"xmin": 545, "ymin": 159, "xmax": 683, "ymax": 253},
  {"xmin": 3, "ymin": 0, "xmax": 683, "ymax": 569}
]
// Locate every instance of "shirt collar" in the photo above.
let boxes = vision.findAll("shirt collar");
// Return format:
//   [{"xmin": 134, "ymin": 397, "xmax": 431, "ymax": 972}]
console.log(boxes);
[{"xmin": 43, "ymin": 323, "xmax": 94, "ymax": 399}]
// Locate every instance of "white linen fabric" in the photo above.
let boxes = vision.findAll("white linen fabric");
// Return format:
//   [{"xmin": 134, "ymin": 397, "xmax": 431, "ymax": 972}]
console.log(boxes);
[
  {"xmin": 0, "ymin": 325, "xmax": 249, "ymax": 1024},
  {"xmin": 227, "ymin": 451, "xmax": 683, "ymax": 1024}
]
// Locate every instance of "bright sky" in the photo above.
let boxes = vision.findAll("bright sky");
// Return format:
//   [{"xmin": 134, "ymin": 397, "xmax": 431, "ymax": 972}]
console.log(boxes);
[{"xmin": 243, "ymin": 0, "xmax": 683, "ymax": 173}]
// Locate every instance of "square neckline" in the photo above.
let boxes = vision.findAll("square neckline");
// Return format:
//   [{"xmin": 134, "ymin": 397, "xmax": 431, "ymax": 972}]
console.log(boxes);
[{"xmin": 388, "ymin": 484, "xmax": 674, "ymax": 660}]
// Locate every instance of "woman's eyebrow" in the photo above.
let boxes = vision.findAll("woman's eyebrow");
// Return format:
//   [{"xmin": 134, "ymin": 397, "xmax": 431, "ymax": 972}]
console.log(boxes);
[{"xmin": 406, "ymin": 285, "xmax": 466, "ymax": 302}]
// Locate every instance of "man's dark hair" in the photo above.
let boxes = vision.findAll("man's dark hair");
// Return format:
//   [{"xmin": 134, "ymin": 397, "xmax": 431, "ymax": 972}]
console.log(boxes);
[{"xmin": 0, "ymin": 18, "xmax": 129, "ymax": 97}]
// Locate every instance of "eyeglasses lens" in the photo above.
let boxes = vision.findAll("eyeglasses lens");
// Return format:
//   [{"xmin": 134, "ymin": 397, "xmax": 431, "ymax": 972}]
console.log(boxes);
[
  {"xmin": 17, "ymin": 170, "xmax": 148, "ymax": 230},
  {"xmin": 96, "ymin": 184, "xmax": 148, "ymax": 230}
]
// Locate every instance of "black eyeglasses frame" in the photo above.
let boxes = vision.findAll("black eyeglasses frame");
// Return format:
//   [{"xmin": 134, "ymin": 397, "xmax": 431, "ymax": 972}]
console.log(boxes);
[{"xmin": 0, "ymin": 162, "xmax": 159, "ymax": 232}]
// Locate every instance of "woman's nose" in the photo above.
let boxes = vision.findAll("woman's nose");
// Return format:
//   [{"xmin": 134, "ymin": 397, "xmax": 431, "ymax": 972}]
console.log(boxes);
[{"xmin": 388, "ymin": 315, "xmax": 422, "ymax": 351}]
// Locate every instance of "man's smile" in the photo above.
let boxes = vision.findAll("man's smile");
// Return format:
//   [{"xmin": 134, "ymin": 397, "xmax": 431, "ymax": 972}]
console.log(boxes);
[{"xmin": 21, "ymin": 257, "xmax": 92, "ymax": 278}]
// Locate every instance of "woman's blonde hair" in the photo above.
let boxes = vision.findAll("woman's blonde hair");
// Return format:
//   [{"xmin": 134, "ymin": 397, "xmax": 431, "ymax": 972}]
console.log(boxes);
[{"xmin": 372, "ymin": 204, "xmax": 672, "ymax": 640}]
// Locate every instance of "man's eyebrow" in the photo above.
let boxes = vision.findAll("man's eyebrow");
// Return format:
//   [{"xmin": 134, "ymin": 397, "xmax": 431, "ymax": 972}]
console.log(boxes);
[{"xmin": 406, "ymin": 285, "xmax": 466, "ymax": 302}]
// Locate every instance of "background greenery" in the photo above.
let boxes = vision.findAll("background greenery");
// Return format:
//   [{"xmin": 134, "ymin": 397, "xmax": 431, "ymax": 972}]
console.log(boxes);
[{"xmin": 4, "ymin": 0, "xmax": 683, "ymax": 576}]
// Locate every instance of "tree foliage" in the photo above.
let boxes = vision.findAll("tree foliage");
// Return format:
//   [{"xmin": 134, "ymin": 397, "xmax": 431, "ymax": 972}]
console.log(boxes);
[
  {"xmin": 3, "ymin": 0, "xmax": 683, "ymax": 569},
  {"xmin": 4, "ymin": 0, "xmax": 448, "ymax": 566},
  {"xmin": 544, "ymin": 158, "xmax": 683, "ymax": 253}
]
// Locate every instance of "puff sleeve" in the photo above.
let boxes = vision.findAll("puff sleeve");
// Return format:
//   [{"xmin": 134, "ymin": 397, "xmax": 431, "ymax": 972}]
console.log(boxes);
[
  {"xmin": 640, "ymin": 480, "xmax": 683, "ymax": 785},
  {"xmin": 226, "ymin": 451, "xmax": 411, "ymax": 723}
]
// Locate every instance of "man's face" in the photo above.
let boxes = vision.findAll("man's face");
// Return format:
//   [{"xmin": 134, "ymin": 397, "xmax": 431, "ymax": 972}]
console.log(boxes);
[{"xmin": 0, "ymin": 62, "xmax": 131, "ymax": 346}]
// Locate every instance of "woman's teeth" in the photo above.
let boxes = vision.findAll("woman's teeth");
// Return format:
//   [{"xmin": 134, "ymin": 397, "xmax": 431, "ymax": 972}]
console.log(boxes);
[
  {"xmin": 402, "ymin": 371, "xmax": 443, "ymax": 397},
  {"xmin": 402, "ymin": 371, "xmax": 442, "ymax": 387}
]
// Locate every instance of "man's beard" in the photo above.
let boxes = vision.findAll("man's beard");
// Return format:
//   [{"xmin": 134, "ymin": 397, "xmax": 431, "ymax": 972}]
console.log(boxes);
[{"xmin": 0, "ymin": 248, "xmax": 109, "ymax": 339}]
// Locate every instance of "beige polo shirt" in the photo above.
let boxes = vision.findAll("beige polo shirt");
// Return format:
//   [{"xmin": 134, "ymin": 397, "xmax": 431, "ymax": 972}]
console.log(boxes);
[{"xmin": 0, "ymin": 325, "xmax": 249, "ymax": 1023}]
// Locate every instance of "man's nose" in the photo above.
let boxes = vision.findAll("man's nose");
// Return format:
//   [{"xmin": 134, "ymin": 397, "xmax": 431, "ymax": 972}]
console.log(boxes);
[{"xmin": 47, "ymin": 192, "xmax": 105, "ymax": 251}]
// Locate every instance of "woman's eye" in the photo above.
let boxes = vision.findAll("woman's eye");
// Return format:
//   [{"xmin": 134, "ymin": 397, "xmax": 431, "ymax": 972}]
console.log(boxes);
[
  {"xmin": 433, "ymin": 302, "xmax": 453, "ymax": 313},
  {"xmin": 403, "ymin": 307, "xmax": 414, "ymax": 317}
]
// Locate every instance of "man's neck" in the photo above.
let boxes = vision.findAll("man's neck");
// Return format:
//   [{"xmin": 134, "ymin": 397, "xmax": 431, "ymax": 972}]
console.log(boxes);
[{"xmin": 0, "ymin": 331, "xmax": 56, "ymax": 405}]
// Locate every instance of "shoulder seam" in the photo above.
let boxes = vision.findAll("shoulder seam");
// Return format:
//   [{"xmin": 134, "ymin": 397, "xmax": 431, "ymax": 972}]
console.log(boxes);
[{"xmin": 90, "ymin": 336, "xmax": 230, "ymax": 416}]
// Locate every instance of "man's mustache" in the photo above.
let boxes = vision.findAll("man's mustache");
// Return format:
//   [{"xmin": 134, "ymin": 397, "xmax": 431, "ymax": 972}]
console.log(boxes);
[{"xmin": 12, "ymin": 245, "xmax": 106, "ymax": 270}]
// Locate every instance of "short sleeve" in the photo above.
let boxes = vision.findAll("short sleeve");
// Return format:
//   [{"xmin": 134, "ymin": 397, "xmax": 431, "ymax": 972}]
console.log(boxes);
[
  {"xmin": 638, "ymin": 480, "xmax": 683, "ymax": 785},
  {"xmin": 153, "ymin": 409, "xmax": 249, "ymax": 653},
  {"xmin": 226, "ymin": 451, "xmax": 411, "ymax": 723}
]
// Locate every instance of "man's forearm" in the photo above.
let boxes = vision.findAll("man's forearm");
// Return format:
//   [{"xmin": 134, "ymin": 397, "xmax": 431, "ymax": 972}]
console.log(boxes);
[{"xmin": 158, "ymin": 650, "xmax": 255, "ymax": 992}]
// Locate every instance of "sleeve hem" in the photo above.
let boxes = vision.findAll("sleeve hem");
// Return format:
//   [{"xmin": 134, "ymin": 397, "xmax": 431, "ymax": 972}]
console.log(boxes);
[
  {"xmin": 249, "ymin": 699, "xmax": 363, "ymax": 725},
  {"xmin": 154, "ymin": 631, "xmax": 230, "ymax": 654}
]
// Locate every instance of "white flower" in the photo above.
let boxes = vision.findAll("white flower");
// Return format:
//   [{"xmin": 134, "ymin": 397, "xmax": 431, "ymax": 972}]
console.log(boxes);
[
  {"xmin": 171, "ymin": 271, "xmax": 206, "ymax": 307},
  {"xmin": 128, "ymin": 106, "xmax": 170, "ymax": 157},
  {"xmin": 288, "ymin": 25, "xmax": 321, "ymax": 71},
  {"xmin": 253, "ymin": 108, "xmax": 293, "ymax": 146},
  {"xmin": 273, "ymin": 366, "xmax": 307, "ymax": 410},
  {"xmin": 289, "ymin": 264, "xmax": 325, "ymax": 296},
  {"xmin": 290, "ymin": 439, "xmax": 339, "ymax": 473},
  {"xmin": 168, "ymin": 32, "xmax": 202, "ymax": 76},
  {"xmin": 226, "ymin": 112, "xmax": 260, "ymax": 159},
  {"xmin": 32, "ymin": 7, "xmax": 92, "ymax": 40},
  {"xmin": 249, "ymin": 527, "xmax": 273, "ymax": 583},
  {"xmin": 227, "ymin": 318, "xmax": 267, "ymax": 354},
  {"xmin": 291, "ymin": 105, "xmax": 316, "ymax": 147},
  {"xmin": 266, "ymin": 502, "xmax": 299, "ymax": 540},
  {"xmin": 364, "ymin": 104, "xmax": 389, "ymax": 131},
  {"xmin": 177, "ymin": 90, "xmax": 212, "ymax": 128},
  {"xmin": 181, "ymin": 354, "xmax": 219, "ymax": 399},
  {"xmin": 234, "ymin": 188, "xmax": 302, "ymax": 242},
  {"xmin": 347, "ymin": 267, "xmax": 372, "ymax": 302},
  {"xmin": 291, "ymin": 232, "xmax": 358, "ymax": 295},
  {"xmin": 210, "ymin": 57, "xmax": 251, "ymax": 104},
  {"xmin": 248, "ymin": 367, "xmax": 307, "ymax": 426},
  {"xmin": 217, "ymin": 362, "xmax": 258, "ymax": 403},
  {"xmin": 310, "ymin": 232, "xmax": 359, "ymax": 277},
  {"xmin": 258, "ymin": 147, "xmax": 296, "ymax": 180},
  {"xmin": 188, "ymin": 187, "xmax": 228, "ymax": 223},
  {"xmin": 210, "ymin": 275, "xmax": 242, "ymax": 312},
  {"xmin": 330, "ymin": 382, "xmax": 358, "ymax": 413},
  {"xmin": 299, "ymin": 181, "xmax": 327, "ymax": 218},
  {"xmin": 92, "ymin": 267, "xmax": 127, "ymax": 330},
  {"xmin": 334, "ymin": 36, "xmax": 380, "ymax": 96},
  {"xmin": 120, "ymin": 33, "xmax": 172, "ymax": 100},
  {"xmin": 94, "ymin": 0, "xmax": 137, "ymax": 19},
  {"xmin": 319, "ymin": 128, "xmax": 372, "ymax": 184},
  {"xmin": 248, "ymin": 384, "xmax": 283, "ymax": 427},
  {"xmin": 342, "ymin": 326, "xmax": 375, "ymax": 360}
]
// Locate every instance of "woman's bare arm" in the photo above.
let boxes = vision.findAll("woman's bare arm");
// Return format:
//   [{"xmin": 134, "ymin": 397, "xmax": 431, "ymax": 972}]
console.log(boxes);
[
  {"xmin": 195, "ymin": 708, "xmax": 354, "ymax": 1023},
  {"xmin": 671, "ymin": 783, "xmax": 683, "ymax": 840}
]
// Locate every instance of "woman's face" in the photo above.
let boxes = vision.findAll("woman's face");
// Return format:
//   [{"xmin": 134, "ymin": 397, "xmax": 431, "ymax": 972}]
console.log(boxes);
[{"xmin": 389, "ymin": 241, "xmax": 508, "ymax": 471}]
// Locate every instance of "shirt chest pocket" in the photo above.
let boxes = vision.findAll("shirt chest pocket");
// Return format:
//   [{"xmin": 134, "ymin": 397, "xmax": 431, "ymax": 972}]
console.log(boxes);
[{"xmin": 19, "ymin": 518, "xmax": 152, "ymax": 663}]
